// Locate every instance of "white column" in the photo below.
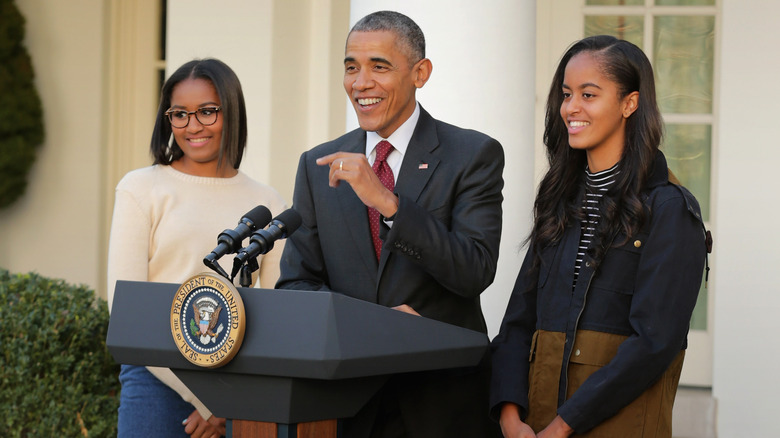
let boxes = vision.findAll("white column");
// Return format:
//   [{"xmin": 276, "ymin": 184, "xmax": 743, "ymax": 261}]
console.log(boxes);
[
  {"xmin": 348, "ymin": 1, "xmax": 538, "ymax": 337},
  {"xmin": 166, "ymin": 0, "xmax": 348, "ymax": 204},
  {"xmin": 712, "ymin": 1, "xmax": 780, "ymax": 436},
  {"xmin": 167, "ymin": 0, "xmax": 274, "ymax": 186}
]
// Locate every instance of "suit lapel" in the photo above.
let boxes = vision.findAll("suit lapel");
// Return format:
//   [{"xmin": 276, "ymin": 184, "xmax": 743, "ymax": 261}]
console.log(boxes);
[
  {"xmin": 395, "ymin": 108, "xmax": 440, "ymax": 206},
  {"xmin": 378, "ymin": 108, "xmax": 440, "ymax": 274},
  {"xmin": 336, "ymin": 133, "xmax": 379, "ymax": 275}
]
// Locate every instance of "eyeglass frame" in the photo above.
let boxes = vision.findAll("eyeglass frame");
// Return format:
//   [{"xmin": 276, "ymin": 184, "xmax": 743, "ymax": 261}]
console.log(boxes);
[{"xmin": 164, "ymin": 106, "xmax": 222, "ymax": 128}]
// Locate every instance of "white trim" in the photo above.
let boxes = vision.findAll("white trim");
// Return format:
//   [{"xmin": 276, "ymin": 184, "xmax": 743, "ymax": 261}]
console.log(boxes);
[
  {"xmin": 583, "ymin": 6, "xmax": 717, "ymax": 15},
  {"xmin": 663, "ymin": 113, "xmax": 715, "ymax": 124},
  {"xmin": 102, "ymin": 0, "xmax": 164, "ymax": 298}
]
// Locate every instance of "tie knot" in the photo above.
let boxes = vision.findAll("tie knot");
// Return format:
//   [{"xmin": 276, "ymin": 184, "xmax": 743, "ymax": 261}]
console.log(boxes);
[{"xmin": 375, "ymin": 140, "xmax": 394, "ymax": 162}]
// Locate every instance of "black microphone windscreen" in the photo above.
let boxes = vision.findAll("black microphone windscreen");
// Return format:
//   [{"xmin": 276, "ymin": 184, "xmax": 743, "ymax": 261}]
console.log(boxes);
[
  {"xmin": 275, "ymin": 208, "xmax": 302, "ymax": 234},
  {"xmin": 245, "ymin": 205, "xmax": 272, "ymax": 227}
]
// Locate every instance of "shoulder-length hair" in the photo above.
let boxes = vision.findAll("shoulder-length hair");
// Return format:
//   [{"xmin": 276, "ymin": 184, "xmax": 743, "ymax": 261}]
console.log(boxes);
[
  {"xmin": 150, "ymin": 58, "xmax": 247, "ymax": 170},
  {"xmin": 531, "ymin": 35, "xmax": 663, "ymax": 266}
]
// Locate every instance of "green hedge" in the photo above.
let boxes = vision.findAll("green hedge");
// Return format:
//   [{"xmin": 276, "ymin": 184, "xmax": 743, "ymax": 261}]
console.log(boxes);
[{"xmin": 0, "ymin": 269, "xmax": 119, "ymax": 437}]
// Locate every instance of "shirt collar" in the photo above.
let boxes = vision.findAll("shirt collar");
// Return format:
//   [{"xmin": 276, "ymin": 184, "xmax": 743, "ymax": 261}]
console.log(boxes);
[{"xmin": 365, "ymin": 102, "xmax": 420, "ymax": 157}]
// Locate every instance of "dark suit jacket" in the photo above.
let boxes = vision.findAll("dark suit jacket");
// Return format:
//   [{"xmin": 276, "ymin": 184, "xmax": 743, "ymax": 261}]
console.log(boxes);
[{"xmin": 277, "ymin": 107, "xmax": 504, "ymax": 437}]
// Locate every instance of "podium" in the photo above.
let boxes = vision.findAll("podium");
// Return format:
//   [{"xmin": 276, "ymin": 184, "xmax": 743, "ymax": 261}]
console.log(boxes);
[{"xmin": 106, "ymin": 280, "xmax": 489, "ymax": 437}]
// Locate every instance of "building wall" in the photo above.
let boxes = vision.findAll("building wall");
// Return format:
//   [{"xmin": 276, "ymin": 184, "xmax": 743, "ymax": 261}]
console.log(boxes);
[
  {"xmin": 0, "ymin": 0, "xmax": 106, "ymax": 291},
  {"xmin": 712, "ymin": 0, "xmax": 780, "ymax": 435},
  {"xmin": 4, "ymin": 1, "xmax": 779, "ymax": 435}
]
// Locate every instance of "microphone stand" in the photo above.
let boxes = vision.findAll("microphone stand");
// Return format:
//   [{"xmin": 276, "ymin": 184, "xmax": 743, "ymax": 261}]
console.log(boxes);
[
  {"xmin": 237, "ymin": 257, "xmax": 260, "ymax": 288},
  {"xmin": 203, "ymin": 255, "xmax": 256, "ymax": 288}
]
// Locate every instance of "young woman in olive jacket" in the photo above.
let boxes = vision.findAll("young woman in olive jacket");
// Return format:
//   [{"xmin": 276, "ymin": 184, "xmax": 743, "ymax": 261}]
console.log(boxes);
[{"xmin": 490, "ymin": 35, "xmax": 709, "ymax": 438}]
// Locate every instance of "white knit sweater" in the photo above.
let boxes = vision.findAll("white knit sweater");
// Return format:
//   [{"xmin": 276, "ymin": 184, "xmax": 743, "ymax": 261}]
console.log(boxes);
[{"xmin": 107, "ymin": 164, "xmax": 287, "ymax": 419}]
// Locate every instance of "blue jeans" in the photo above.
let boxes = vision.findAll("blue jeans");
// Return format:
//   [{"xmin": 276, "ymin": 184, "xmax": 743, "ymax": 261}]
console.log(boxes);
[{"xmin": 118, "ymin": 364, "xmax": 195, "ymax": 438}]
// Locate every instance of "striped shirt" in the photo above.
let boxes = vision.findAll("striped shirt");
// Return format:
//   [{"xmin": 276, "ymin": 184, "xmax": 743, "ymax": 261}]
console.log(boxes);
[{"xmin": 572, "ymin": 164, "xmax": 619, "ymax": 287}]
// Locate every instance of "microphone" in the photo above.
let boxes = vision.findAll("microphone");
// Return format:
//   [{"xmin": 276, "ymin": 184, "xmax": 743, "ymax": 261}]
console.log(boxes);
[
  {"xmin": 231, "ymin": 208, "xmax": 302, "ymax": 278},
  {"xmin": 203, "ymin": 205, "xmax": 272, "ymax": 278}
]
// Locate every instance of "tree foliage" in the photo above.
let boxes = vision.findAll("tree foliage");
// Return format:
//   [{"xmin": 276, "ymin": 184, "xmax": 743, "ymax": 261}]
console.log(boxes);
[{"xmin": 0, "ymin": 0, "xmax": 45, "ymax": 209}]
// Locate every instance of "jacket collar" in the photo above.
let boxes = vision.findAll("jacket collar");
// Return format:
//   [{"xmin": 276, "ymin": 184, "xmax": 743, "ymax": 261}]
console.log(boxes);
[
  {"xmin": 395, "ymin": 106, "xmax": 440, "ymax": 203},
  {"xmin": 646, "ymin": 150, "xmax": 670, "ymax": 189}
]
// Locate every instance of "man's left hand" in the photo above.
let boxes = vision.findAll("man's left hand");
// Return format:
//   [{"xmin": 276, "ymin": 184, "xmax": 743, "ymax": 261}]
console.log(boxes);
[
  {"xmin": 392, "ymin": 304, "xmax": 420, "ymax": 316},
  {"xmin": 316, "ymin": 152, "xmax": 399, "ymax": 218}
]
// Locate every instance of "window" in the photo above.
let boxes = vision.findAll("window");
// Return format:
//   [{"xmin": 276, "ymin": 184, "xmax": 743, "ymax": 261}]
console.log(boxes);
[{"xmin": 583, "ymin": 0, "xmax": 716, "ymax": 331}]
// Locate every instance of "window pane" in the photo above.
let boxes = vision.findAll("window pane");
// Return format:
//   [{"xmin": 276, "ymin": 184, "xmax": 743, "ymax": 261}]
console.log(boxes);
[
  {"xmin": 586, "ymin": 0, "xmax": 643, "ymax": 5},
  {"xmin": 584, "ymin": 15, "xmax": 644, "ymax": 48},
  {"xmin": 656, "ymin": 0, "xmax": 714, "ymax": 5},
  {"xmin": 661, "ymin": 124, "xmax": 711, "ymax": 221},
  {"xmin": 654, "ymin": 15, "xmax": 715, "ymax": 113}
]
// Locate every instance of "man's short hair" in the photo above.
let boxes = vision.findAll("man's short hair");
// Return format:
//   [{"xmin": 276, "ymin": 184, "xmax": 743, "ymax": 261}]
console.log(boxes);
[{"xmin": 350, "ymin": 10, "xmax": 425, "ymax": 64}]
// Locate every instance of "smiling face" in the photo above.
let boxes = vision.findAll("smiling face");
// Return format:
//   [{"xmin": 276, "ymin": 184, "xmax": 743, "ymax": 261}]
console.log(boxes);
[
  {"xmin": 169, "ymin": 78, "xmax": 227, "ymax": 177},
  {"xmin": 560, "ymin": 52, "xmax": 638, "ymax": 171},
  {"xmin": 343, "ymin": 30, "xmax": 431, "ymax": 138}
]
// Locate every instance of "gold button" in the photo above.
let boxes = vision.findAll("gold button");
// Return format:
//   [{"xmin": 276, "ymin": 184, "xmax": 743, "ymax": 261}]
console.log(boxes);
[
  {"xmin": 575, "ymin": 349, "xmax": 581, "ymax": 356},
  {"xmin": 634, "ymin": 240, "xmax": 642, "ymax": 248}
]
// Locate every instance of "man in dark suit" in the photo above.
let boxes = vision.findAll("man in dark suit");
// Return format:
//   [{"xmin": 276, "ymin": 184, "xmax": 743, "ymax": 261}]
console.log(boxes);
[{"xmin": 277, "ymin": 10, "xmax": 504, "ymax": 438}]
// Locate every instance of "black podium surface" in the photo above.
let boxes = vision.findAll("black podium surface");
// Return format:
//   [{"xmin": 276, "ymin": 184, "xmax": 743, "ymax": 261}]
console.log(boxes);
[{"xmin": 107, "ymin": 280, "xmax": 488, "ymax": 424}]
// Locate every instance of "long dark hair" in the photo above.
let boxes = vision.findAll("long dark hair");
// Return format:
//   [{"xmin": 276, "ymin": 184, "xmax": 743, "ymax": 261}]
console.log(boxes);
[
  {"xmin": 531, "ymin": 35, "xmax": 663, "ymax": 267},
  {"xmin": 149, "ymin": 58, "xmax": 247, "ymax": 170}
]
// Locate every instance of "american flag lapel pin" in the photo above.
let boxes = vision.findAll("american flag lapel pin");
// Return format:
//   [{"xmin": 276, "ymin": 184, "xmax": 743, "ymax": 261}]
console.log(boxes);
[{"xmin": 418, "ymin": 163, "xmax": 428, "ymax": 169}]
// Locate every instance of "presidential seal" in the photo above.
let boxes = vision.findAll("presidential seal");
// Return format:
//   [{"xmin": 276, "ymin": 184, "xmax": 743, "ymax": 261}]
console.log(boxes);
[{"xmin": 170, "ymin": 272, "xmax": 245, "ymax": 368}]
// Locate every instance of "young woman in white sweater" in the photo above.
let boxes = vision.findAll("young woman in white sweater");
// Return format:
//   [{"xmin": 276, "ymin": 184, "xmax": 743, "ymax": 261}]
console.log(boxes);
[{"xmin": 107, "ymin": 58, "xmax": 286, "ymax": 438}]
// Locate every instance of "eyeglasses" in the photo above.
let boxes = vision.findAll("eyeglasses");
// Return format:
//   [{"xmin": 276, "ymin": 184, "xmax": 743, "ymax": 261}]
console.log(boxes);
[{"xmin": 164, "ymin": 106, "xmax": 221, "ymax": 128}]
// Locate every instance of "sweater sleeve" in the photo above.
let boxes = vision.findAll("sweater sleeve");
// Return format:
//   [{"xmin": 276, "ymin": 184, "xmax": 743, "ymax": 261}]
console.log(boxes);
[
  {"xmin": 107, "ymin": 183, "xmax": 151, "ymax": 313},
  {"xmin": 146, "ymin": 367, "xmax": 213, "ymax": 419}
]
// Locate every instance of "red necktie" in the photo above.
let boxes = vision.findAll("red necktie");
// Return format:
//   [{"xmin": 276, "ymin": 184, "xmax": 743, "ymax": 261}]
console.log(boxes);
[{"xmin": 369, "ymin": 140, "xmax": 395, "ymax": 260}]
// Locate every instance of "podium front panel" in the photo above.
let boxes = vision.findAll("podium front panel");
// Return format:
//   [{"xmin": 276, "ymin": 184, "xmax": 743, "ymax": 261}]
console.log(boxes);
[{"xmin": 107, "ymin": 280, "xmax": 488, "ymax": 423}]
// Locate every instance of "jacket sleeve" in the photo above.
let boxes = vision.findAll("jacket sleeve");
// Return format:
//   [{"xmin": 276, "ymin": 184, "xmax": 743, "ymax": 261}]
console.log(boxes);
[
  {"xmin": 384, "ymin": 137, "xmax": 504, "ymax": 298},
  {"xmin": 276, "ymin": 151, "xmax": 332, "ymax": 292},
  {"xmin": 558, "ymin": 191, "xmax": 707, "ymax": 433},
  {"xmin": 489, "ymin": 245, "xmax": 539, "ymax": 420}
]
